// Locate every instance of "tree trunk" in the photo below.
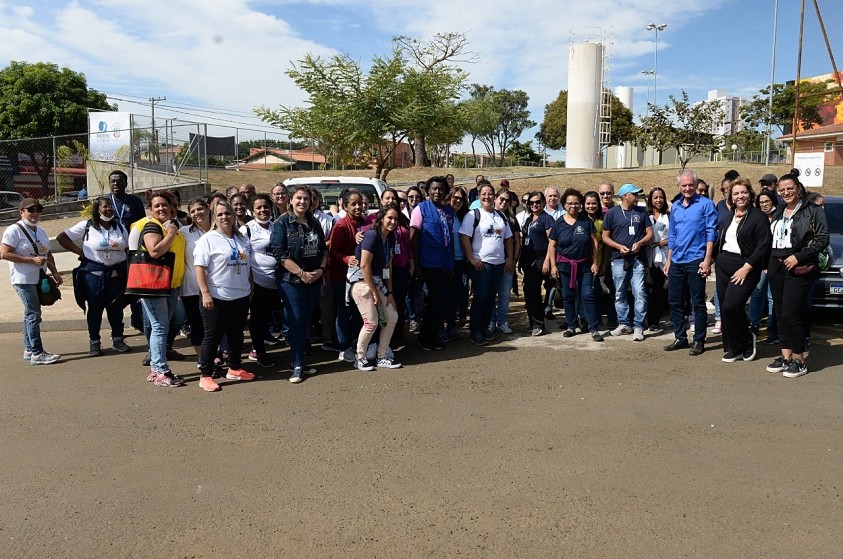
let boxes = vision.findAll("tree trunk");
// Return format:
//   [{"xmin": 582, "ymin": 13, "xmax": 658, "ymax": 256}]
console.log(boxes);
[
  {"xmin": 414, "ymin": 134, "xmax": 431, "ymax": 167},
  {"xmin": 470, "ymin": 137, "xmax": 477, "ymax": 167}
]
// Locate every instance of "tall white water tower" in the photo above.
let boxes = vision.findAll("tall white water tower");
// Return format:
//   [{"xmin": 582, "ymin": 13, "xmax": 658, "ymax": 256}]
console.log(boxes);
[
  {"xmin": 615, "ymin": 86, "xmax": 633, "ymax": 111},
  {"xmin": 566, "ymin": 36, "xmax": 605, "ymax": 169}
]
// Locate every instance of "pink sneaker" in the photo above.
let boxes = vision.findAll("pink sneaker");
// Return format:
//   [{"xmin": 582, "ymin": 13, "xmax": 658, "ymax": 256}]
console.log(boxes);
[
  {"xmin": 226, "ymin": 368, "xmax": 256, "ymax": 381},
  {"xmin": 199, "ymin": 376, "xmax": 221, "ymax": 392}
]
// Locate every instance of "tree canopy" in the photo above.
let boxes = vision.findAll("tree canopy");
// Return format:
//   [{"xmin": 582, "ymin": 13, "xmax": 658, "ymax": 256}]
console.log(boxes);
[
  {"xmin": 0, "ymin": 61, "xmax": 112, "ymax": 139},
  {"xmin": 255, "ymin": 33, "xmax": 469, "ymax": 179},
  {"xmin": 470, "ymin": 85, "xmax": 536, "ymax": 167},
  {"xmin": 637, "ymin": 91, "xmax": 725, "ymax": 171},
  {"xmin": 538, "ymin": 90, "xmax": 636, "ymax": 151},
  {"xmin": 741, "ymin": 80, "xmax": 838, "ymax": 134}
]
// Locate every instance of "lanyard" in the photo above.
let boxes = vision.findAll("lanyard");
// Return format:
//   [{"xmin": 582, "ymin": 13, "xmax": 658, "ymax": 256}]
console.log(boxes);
[
  {"xmin": 219, "ymin": 231, "xmax": 240, "ymax": 261},
  {"xmin": 111, "ymin": 195, "xmax": 125, "ymax": 223}
]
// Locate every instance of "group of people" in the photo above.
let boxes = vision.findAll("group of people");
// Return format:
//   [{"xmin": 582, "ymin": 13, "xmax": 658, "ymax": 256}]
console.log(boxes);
[{"xmin": 2, "ymin": 167, "xmax": 828, "ymax": 388}]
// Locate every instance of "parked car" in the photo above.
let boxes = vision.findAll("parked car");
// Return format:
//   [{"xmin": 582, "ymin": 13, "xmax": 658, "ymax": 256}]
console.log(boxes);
[
  {"xmin": 283, "ymin": 176, "xmax": 387, "ymax": 214},
  {"xmin": 0, "ymin": 190, "xmax": 23, "ymax": 211},
  {"xmin": 812, "ymin": 195, "xmax": 843, "ymax": 309}
]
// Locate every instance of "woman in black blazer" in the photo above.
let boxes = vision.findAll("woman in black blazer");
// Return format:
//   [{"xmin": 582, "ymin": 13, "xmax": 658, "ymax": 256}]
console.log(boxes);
[{"xmin": 714, "ymin": 178, "xmax": 772, "ymax": 363}]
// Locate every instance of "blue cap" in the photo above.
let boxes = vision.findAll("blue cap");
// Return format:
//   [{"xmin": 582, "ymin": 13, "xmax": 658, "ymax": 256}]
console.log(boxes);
[{"xmin": 617, "ymin": 183, "xmax": 643, "ymax": 197}]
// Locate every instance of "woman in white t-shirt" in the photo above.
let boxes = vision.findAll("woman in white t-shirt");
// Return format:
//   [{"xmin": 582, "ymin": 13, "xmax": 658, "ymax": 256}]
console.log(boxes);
[
  {"xmin": 1, "ymin": 198, "xmax": 63, "ymax": 365},
  {"xmin": 241, "ymin": 194, "xmax": 278, "ymax": 367},
  {"xmin": 459, "ymin": 183, "xmax": 514, "ymax": 346},
  {"xmin": 179, "ymin": 198, "xmax": 212, "ymax": 357},
  {"xmin": 57, "ymin": 197, "xmax": 130, "ymax": 357},
  {"xmin": 194, "ymin": 200, "xmax": 256, "ymax": 393}
]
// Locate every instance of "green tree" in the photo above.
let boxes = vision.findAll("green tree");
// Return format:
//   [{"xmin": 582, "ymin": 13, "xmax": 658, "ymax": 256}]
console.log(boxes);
[
  {"xmin": 538, "ymin": 90, "xmax": 636, "ymax": 150},
  {"xmin": 741, "ymin": 80, "xmax": 837, "ymax": 134},
  {"xmin": 473, "ymin": 86, "xmax": 536, "ymax": 167},
  {"xmin": 0, "ymin": 61, "xmax": 113, "ymax": 195},
  {"xmin": 637, "ymin": 91, "xmax": 725, "ymax": 171},
  {"xmin": 459, "ymin": 87, "xmax": 498, "ymax": 166},
  {"xmin": 505, "ymin": 140, "xmax": 541, "ymax": 165}
]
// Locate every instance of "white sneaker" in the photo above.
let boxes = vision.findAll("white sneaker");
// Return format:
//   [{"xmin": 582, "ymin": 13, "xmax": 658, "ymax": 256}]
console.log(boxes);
[
  {"xmin": 498, "ymin": 323, "xmax": 513, "ymax": 334},
  {"xmin": 30, "ymin": 351, "xmax": 60, "ymax": 365},
  {"xmin": 377, "ymin": 357, "xmax": 402, "ymax": 369},
  {"xmin": 338, "ymin": 349, "xmax": 355, "ymax": 363},
  {"xmin": 711, "ymin": 320, "xmax": 722, "ymax": 334},
  {"xmin": 23, "ymin": 349, "xmax": 32, "ymax": 360},
  {"xmin": 633, "ymin": 327, "xmax": 645, "ymax": 342},
  {"xmin": 610, "ymin": 325, "xmax": 633, "ymax": 336}
]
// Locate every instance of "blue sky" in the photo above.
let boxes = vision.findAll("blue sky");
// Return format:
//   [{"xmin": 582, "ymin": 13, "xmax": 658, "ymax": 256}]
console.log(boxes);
[{"xmin": 1, "ymin": 0, "xmax": 839, "ymax": 159}]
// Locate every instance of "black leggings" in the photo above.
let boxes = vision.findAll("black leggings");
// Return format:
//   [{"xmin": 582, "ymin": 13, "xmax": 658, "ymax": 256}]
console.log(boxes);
[
  {"xmin": 248, "ymin": 284, "xmax": 280, "ymax": 356},
  {"xmin": 767, "ymin": 257, "xmax": 814, "ymax": 354},
  {"xmin": 522, "ymin": 257, "xmax": 547, "ymax": 329},
  {"xmin": 199, "ymin": 295, "xmax": 249, "ymax": 376},
  {"xmin": 181, "ymin": 295, "xmax": 204, "ymax": 346},
  {"xmin": 715, "ymin": 252, "xmax": 761, "ymax": 355}
]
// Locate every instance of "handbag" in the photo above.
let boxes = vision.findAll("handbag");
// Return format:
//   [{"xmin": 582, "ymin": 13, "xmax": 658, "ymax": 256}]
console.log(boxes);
[
  {"xmin": 791, "ymin": 263, "xmax": 817, "ymax": 277},
  {"xmin": 125, "ymin": 249, "xmax": 175, "ymax": 297},
  {"xmin": 16, "ymin": 223, "xmax": 61, "ymax": 306},
  {"xmin": 37, "ymin": 268, "xmax": 62, "ymax": 306}
]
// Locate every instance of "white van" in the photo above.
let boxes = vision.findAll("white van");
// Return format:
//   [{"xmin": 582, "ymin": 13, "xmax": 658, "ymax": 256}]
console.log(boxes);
[{"xmin": 283, "ymin": 176, "xmax": 388, "ymax": 214}]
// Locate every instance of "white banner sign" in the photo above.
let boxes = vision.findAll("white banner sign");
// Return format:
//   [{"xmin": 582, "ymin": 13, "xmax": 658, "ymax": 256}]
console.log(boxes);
[
  {"xmin": 89, "ymin": 112, "xmax": 131, "ymax": 161},
  {"xmin": 793, "ymin": 152, "xmax": 824, "ymax": 187}
]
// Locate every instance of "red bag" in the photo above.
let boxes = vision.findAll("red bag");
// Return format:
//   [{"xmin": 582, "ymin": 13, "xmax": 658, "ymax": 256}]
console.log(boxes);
[{"xmin": 125, "ymin": 250, "xmax": 175, "ymax": 297}]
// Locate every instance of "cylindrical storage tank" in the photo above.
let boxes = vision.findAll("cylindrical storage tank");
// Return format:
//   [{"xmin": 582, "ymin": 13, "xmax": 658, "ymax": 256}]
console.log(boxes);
[
  {"xmin": 566, "ymin": 41, "xmax": 603, "ymax": 169},
  {"xmin": 615, "ymin": 86, "xmax": 633, "ymax": 111}
]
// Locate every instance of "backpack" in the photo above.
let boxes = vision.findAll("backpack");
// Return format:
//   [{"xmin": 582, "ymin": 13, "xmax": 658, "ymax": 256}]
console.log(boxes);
[{"xmin": 471, "ymin": 208, "xmax": 509, "ymax": 236}]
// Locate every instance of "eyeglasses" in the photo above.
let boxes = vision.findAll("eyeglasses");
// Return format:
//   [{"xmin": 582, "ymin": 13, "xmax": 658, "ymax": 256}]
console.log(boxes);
[
  {"xmin": 24, "ymin": 206, "xmax": 43, "ymax": 213},
  {"xmin": 408, "ymin": 195, "xmax": 421, "ymax": 200},
  {"xmin": 452, "ymin": 196, "xmax": 464, "ymax": 201},
  {"xmin": 598, "ymin": 192, "xmax": 612, "ymax": 197},
  {"xmin": 272, "ymin": 192, "xmax": 288, "ymax": 197},
  {"xmin": 529, "ymin": 200, "xmax": 542, "ymax": 206}
]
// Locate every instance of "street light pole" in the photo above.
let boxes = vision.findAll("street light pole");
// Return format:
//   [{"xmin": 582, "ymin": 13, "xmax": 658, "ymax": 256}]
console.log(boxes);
[
  {"xmin": 646, "ymin": 23, "xmax": 667, "ymax": 105},
  {"xmin": 641, "ymin": 70, "xmax": 655, "ymax": 107}
]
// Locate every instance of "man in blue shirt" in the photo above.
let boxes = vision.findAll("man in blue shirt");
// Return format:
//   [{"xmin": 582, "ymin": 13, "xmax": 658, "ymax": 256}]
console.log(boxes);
[
  {"xmin": 664, "ymin": 169, "xmax": 718, "ymax": 356},
  {"xmin": 602, "ymin": 183, "xmax": 653, "ymax": 341}
]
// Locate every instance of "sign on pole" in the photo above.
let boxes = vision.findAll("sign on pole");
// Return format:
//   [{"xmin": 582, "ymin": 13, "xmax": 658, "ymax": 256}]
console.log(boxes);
[
  {"xmin": 793, "ymin": 152, "xmax": 824, "ymax": 187},
  {"xmin": 88, "ymin": 112, "xmax": 131, "ymax": 161}
]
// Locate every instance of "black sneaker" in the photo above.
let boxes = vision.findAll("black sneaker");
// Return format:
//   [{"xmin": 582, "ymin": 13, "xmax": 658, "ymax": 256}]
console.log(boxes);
[
  {"xmin": 782, "ymin": 359, "xmax": 808, "ymax": 378},
  {"xmin": 166, "ymin": 349, "xmax": 186, "ymax": 361},
  {"xmin": 142, "ymin": 352, "xmax": 151, "ymax": 367},
  {"xmin": 89, "ymin": 341, "xmax": 103, "ymax": 357},
  {"xmin": 721, "ymin": 351, "xmax": 740, "ymax": 363},
  {"xmin": 766, "ymin": 357, "xmax": 787, "ymax": 373},
  {"xmin": 417, "ymin": 340, "xmax": 436, "ymax": 351},
  {"xmin": 255, "ymin": 354, "xmax": 275, "ymax": 367},
  {"xmin": 742, "ymin": 334, "xmax": 757, "ymax": 362},
  {"xmin": 482, "ymin": 330, "xmax": 495, "ymax": 341},
  {"xmin": 591, "ymin": 331, "xmax": 604, "ymax": 342},
  {"xmin": 112, "ymin": 339, "xmax": 131, "ymax": 353},
  {"xmin": 470, "ymin": 333, "xmax": 488, "ymax": 346},
  {"xmin": 562, "ymin": 329, "xmax": 575, "ymax": 338}
]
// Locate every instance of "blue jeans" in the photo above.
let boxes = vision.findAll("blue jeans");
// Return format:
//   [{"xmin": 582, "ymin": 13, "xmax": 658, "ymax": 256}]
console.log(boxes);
[
  {"xmin": 14, "ymin": 284, "xmax": 43, "ymax": 354},
  {"xmin": 610, "ymin": 258, "xmax": 647, "ymax": 329},
  {"xmin": 559, "ymin": 264, "xmax": 599, "ymax": 332},
  {"xmin": 748, "ymin": 270, "xmax": 775, "ymax": 330},
  {"xmin": 143, "ymin": 295, "xmax": 185, "ymax": 351},
  {"xmin": 469, "ymin": 262, "xmax": 504, "ymax": 336},
  {"xmin": 331, "ymin": 281, "xmax": 352, "ymax": 351},
  {"xmin": 80, "ymin": 271, "xmax": 125, "ymax": 342},
  {"xmin": 279, "ymin": 280, "xmax": 321, "ymax": 369},
  {"xmin": 668, "ymin": 259, "xmax": 707, "ymax": 343},
  {"xmin": 141, "ymin": 291, "xmax": 178, "ymax": 373},
  {"xmin": 493, "ymin": 270, "xmax": 514, "ymax": 326}
]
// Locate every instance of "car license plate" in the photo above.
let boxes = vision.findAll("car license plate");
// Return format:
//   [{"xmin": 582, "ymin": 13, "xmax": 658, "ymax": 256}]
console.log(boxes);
[{"xmin": 830, "ymin": 284, "xmax": 843, "ymax": 295}]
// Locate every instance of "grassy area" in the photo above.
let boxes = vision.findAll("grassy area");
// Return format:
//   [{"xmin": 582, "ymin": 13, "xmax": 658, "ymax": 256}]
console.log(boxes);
[{"xmin": 207, "ymin": 161, "xmax": 842, "ymax": 198}]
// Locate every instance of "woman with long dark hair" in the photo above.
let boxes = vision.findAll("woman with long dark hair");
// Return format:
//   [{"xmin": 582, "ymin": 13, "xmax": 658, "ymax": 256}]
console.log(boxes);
[
  {"xmin": 645, "ymin": 187, "xmax": 669, "ymax": 331},
  {"xmin": 349, "ymin": 204, "xmax": 403, "ymax": 370},
  {"xmin": 765, "ymin": 170, "xmax": 828, "ymax": 377},
  {"xmin": 57, "ymin": 196, "xmax": 130, "ymax": 356},
  {"xmin": 715, "ymin": 179, "xmax": 771, "ymax": 363},
  {"xmin": 270, "ymin": 186, "xmax": 328, "ymax": 383},
  {"xmin": 404, "ymin": 184, "xmax": 426, "ymax": 331},
  {"xmin": 179, "ymin": 198, "xmax": 210, "ymax": 360},
  {"xmin": 520, "ymin": 191, "xmax": 554, "ymax": 336}
]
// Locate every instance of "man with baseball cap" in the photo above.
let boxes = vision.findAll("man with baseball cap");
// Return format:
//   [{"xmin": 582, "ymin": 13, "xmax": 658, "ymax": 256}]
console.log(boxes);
[
  {"xmin": 1, "ymin": 198, "xmax": 63, "ymax": 364},
  {"xmin": 663, "ymin": 169, "xmax": 718, "ymax": 356},
  {"xmin": 602, "ymin": 183, "xmax": 653, "ymax": 341}
]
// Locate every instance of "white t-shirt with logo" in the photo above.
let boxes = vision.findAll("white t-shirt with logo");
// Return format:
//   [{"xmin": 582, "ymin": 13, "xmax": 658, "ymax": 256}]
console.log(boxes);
[
  {"xmin": 193, "ymin": 230, "xmax": 253, "ymax": 301},
  {"xmin": 240, "ymin": 221, "xmax": 276, "ymax": 290},
  {"xmin": 63, "ymin": 220, "xmax": 128, "ymax": 266},
  {"xmin": 459, "ymin": 208, "xmax": 512, "ymax": 265},
  {"xmin": 2, "ymin": 220, "xmax": 49, "ymax": 284}
]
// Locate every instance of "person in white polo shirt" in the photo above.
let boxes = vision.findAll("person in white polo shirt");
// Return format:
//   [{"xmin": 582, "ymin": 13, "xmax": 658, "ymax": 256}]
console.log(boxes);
[{"xmin": 1, "ymin": 198, "xmax": 63, "ymax": 364}]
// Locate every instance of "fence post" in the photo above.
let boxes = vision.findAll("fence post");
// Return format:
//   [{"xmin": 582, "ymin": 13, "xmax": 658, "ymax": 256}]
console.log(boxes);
[{"xmin": 51, "ymin": 136, "xmax": 58, "ymax": 203}]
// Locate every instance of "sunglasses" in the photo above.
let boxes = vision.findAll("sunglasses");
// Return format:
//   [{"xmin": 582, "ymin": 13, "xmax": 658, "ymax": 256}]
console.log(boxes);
[
  {"xmin": 598, "ymin": 192, "xmax": 612, "ymax": 197},
  {"xmin": 452, "ymin": 196, "xmax": 465, "ymax": 201},
  {"xmin": 498, "ymin": 197, "xmax": 511, "ymax": 203},
  {"xmin": 529, "ymin": 200, "xmax": 542, "ymax": 206},
  {"xmin": 24, "ymin": 206, "xmax": 44, "ymax": 213}
]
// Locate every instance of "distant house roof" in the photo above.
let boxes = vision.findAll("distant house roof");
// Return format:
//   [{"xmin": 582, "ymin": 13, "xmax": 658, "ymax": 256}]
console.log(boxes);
[
  {"xmin": 246, "ymin": 147, "xmax": 326, "ymax": 164},
  {"xmin": 779, "ymin": 122, "xmax": 843, "ymax": 142}
]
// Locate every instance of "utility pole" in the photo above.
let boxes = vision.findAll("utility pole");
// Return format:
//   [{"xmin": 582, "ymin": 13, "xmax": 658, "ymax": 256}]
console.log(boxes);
[{"xmin": 150, "ymin": 96, "xmax": 166, "ymax": 165}]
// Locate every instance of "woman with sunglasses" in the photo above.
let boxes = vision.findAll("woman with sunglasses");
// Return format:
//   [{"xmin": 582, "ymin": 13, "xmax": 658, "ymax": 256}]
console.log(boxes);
[
  {"xmin": 443, "ymin": 186, "xmax": 470, "ymax": 341},
  {"xmin": 1, "ymin": 198, "xmax": 63, "ymax": 365},
  {"xmin": 57, "ymin": 196, "xmax": 130, "ymax": 357},
  {"xmin": 520, "ymin": 191, "xmax": 554, "ymax": 336}
]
